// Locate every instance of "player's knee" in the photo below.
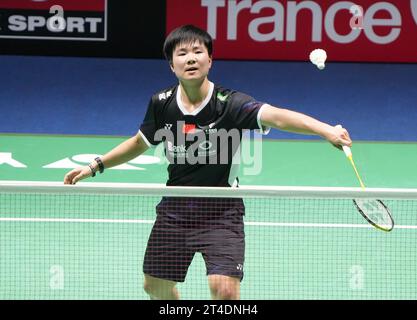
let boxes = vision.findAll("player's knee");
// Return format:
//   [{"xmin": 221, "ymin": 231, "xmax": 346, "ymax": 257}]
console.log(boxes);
[
  {"xmin": 143, "ymin": 276, "xmax": 178, "ymax": 299},
  {"xmin": 143, "ymin": 277, "xmax": 162, "ymax": 296},
  {"xmin": 143, "ymin": 278, "xmax": 154, "ymax": 295},
  {"xmin": 210, "ymin": 284, "xmax": 239, "ymax": 300},
  {"xmin": 143, "ymin": 283, "xmax": 151, "ymax": 295}
]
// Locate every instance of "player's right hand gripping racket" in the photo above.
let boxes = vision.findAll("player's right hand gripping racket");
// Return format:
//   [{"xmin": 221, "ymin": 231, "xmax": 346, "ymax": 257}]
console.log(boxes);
[{"xmin": 341, "ymin": 145, "xmax": 394, "ymax": 232}]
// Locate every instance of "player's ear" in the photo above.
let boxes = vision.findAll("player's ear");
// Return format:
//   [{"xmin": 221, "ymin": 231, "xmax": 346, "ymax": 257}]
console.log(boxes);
[
  {"xmin": 208, "ymin": 55, "xmax": 213, "ymax": 68},
  {"xmin": 169, "ymin": 61, "xmax": 175, "ymax": 72}
]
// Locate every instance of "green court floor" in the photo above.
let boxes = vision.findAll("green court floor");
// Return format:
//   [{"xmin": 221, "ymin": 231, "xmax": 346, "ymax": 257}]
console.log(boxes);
[
  {"xmin": 1, "ymin": 133, "xmax": 417, "ymax": 187},
  {"xmin": 1, "ymin": 134, "xmax": 417, "ymax": 299}
]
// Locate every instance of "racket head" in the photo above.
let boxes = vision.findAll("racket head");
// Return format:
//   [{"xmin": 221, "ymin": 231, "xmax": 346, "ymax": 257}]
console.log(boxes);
[{"xmin": 353, "ymin": 199, "xmax": 394, "ymax": 232}]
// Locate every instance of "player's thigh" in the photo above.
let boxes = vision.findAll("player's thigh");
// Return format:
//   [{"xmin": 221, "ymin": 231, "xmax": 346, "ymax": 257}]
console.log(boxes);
[
  {"xmin": 199, "ymin": 223, "xmax": 245, "ymax": 280},
  {"xmin": 143, "ymin": 217, "xmax": 195, "ymax": 282}
]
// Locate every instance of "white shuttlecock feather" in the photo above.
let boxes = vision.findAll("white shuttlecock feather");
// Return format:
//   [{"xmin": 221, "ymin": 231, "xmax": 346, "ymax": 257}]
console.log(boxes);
[{"xmin": 309, "ymin": 49, "xmax": 327, "ymax": 70}]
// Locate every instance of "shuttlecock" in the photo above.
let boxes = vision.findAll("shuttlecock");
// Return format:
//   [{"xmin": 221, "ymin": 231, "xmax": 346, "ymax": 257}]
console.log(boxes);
[{"xmin": 309, "ymin": 49, "xmax": 327, "ymax": 70}]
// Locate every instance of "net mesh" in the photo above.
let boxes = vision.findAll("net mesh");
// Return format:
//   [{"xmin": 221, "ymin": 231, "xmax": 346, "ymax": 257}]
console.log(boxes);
[{"xmin": 1, "ymin": 183, "xmax": 417, "ymax": 300}]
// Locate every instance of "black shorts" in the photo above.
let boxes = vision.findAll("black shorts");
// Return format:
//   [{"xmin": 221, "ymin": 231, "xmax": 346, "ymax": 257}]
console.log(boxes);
[{"xmin": 143, "ymin": 197, "xmax": 245, "ymax": 283}]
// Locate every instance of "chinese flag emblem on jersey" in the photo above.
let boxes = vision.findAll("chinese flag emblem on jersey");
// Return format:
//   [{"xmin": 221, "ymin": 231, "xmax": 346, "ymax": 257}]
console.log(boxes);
[{"xmin": 182, "ymin": 124, "xmax": 196, "ymax": 134}]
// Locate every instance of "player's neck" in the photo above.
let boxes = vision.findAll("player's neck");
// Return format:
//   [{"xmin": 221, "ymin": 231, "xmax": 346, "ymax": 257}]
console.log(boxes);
[{"xmin": 179, "ymin": 78, "xmax": 211, "ymax": 111}]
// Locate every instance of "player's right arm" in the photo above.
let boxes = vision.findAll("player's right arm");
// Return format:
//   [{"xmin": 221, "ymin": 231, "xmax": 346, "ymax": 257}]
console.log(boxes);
[
  {"xmin": 259, "ymin": 104, "xmax": 352, "ymax": 149},
  {"xmin": 63, "ymin": 132, "xmax": 149, "ymax": 185}
]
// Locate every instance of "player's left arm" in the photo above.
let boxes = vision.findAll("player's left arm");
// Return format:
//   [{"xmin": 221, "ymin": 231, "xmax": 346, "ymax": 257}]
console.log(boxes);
[{"xmin": 259, "ymin": 104, "xmax": 352, "ymax": 148}]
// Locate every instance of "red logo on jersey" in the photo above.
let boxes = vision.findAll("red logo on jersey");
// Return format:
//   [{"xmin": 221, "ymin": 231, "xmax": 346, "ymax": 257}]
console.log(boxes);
[{"xmin": 182, "ymin": 124, "xmax": 196, "ymax": 134}]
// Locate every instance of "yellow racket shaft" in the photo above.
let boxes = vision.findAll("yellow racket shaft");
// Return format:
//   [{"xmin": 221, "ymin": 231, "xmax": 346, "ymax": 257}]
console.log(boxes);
[
  {"xmin": 347, "ymin": 155, "xmax": 365, "ymax": 189},
  {"xmin": 342, "ymin": 145, "xmax": 365, "ymax": 189},
  {"xmin": 334, "ymin": 125, "xmax": 366, "ymax": 188}
]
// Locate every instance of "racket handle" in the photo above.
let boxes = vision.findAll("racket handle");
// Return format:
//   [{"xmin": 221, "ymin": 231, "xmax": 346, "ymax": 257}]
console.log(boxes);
[
  {"xmin": 335, "ymin": 124, "xmax": 352, "ymax": 157},
  {"xmin": 342, "ymin": 145, "xmax": 352, "ymax": 158}
]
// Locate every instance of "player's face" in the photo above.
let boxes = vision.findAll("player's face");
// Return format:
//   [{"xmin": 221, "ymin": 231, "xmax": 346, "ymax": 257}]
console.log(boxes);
[{"xmin": 171, "ymin": 41, "xmax": 212, "ymax": 83}]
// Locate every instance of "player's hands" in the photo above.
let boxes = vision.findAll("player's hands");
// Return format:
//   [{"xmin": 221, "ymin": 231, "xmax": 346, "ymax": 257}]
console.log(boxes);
[
  {"xmin": 64, "ymin": 166, "xmax": 93, "ymax": 185},
  {"xmin": 328, "ymin": 124, "xmax": 352, "ymax": 150}
]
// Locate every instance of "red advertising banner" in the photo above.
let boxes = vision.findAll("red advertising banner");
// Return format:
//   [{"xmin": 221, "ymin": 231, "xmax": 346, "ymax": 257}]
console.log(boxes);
[{"xmin": 166, "ymin": 0, "xmax": 417, "ymax": 62}]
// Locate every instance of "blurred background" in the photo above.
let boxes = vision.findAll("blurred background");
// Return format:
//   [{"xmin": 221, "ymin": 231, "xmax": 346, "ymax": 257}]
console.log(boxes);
[{"xmin": 1, "ymin": 0, "xmax": 416, "ymax": 141}]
